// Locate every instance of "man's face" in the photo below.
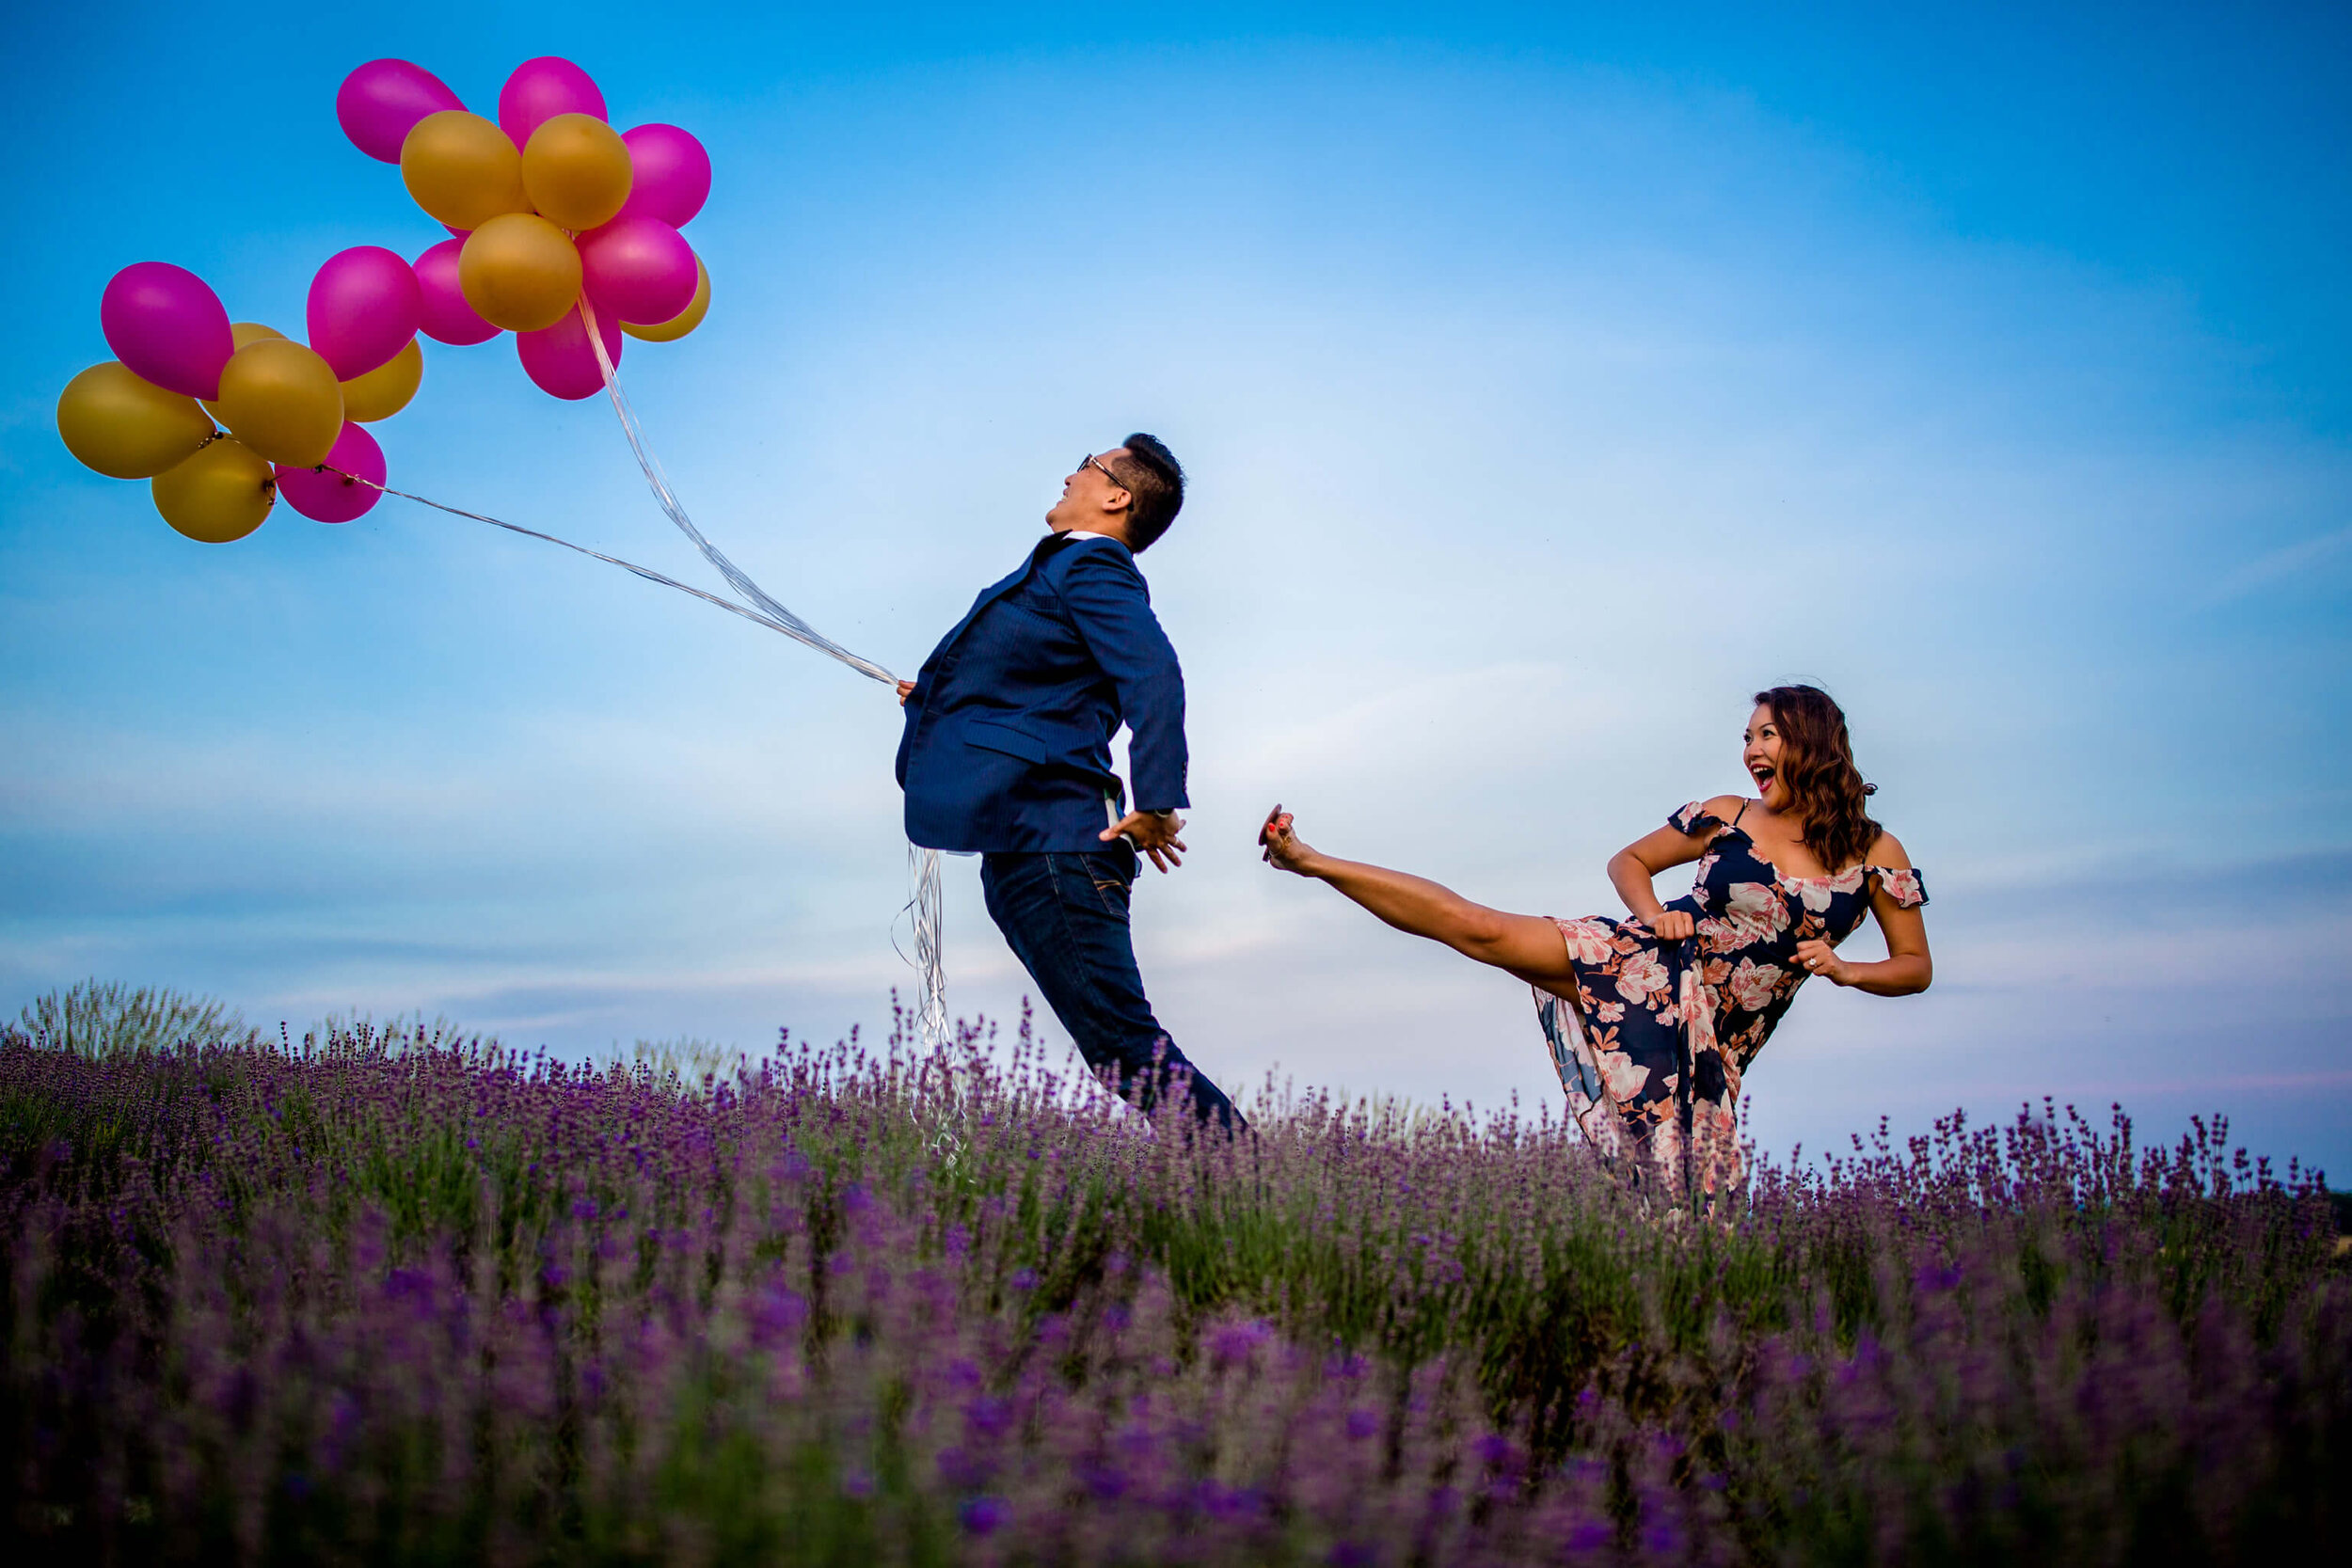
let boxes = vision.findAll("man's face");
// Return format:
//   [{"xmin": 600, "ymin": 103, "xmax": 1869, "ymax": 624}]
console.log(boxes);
[{"xmin": 1045, "ymin": 449, "xmax": 1134, "ymax": 532}]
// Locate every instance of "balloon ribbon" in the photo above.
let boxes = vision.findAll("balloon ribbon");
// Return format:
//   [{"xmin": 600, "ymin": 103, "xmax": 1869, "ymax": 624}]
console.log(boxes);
[{"xmin": 321, "ymin": 304, "xmax": 951, "ymax": 1051}]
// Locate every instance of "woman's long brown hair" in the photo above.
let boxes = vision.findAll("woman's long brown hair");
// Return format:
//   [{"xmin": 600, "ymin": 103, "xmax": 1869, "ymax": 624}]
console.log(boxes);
[{"xmin": 1754, "ymin": 685, "xmax": 1882, "ymax": 873}]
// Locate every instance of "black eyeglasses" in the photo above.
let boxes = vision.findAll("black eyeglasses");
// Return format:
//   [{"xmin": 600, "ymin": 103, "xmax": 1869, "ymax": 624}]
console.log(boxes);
[{"xmin": 1081, "ymin": 453, "xmax": 1130, "ymax": 495}]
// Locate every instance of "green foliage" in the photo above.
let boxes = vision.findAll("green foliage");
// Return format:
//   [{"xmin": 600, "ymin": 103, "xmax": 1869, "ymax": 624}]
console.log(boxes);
[
  {"xmin": 15, "ymin": 978, "xmax": 249, "ymax": 1058},
  {"xmin": 604, "ymin": 1035, "xmax": 748, "ymax": 1098}
]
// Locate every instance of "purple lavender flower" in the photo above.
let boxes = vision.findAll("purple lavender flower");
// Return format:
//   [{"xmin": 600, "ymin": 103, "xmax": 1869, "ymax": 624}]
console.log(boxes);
[
  {"xmin": 959, "ymin": 1495, "xmax": 1009, "ymax": 1535},
  {"xmin": 0, "ymin": 1006, "xmax": 2338, "ymax": 1562}
]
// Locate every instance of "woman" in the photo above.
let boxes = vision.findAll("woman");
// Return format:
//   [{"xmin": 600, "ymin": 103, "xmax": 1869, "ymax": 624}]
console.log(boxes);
[{"xmin": 1258, "ymin": 685, "xmax": 1931, "ymax": 1201}]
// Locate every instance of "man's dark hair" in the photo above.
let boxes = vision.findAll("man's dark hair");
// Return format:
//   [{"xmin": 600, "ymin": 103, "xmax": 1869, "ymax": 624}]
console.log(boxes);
[{"xmin": 1110, "ymin": 433, "xmax": 1184, "ymax": 552}]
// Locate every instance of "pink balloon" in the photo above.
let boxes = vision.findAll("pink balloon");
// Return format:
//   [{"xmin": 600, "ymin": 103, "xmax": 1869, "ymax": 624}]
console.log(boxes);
[
  {"xmin": 498, "ymin": 56, "xmax": 606, "ymax": 149},
  {"xmin": 308, "ymin": 246, "xmax": 423, "ymax": 379},
  {"xmin": 100, "ymin": 261, "xmax": 233, "ymax": 400},
  {"xmin": 516, "ymin": 304, "xmax": 623, "ymax": 400},
  {"xmin": 616, "ymin": 124, "xmax": 711, "ymax": 227},
  {"xmin": 336, "ymin": 59, "xmax": 464, "ymax": 163},
  {"xmin": 413, "ymin": 239, "xmax": 500, "ymax": 345},
  {"xmin": 275, "ymin": 421, "xmax": 386, "ymax": 523},
  {"xmin": 579, "ymin": 217, "xmax": 698, "ymax": 325}
]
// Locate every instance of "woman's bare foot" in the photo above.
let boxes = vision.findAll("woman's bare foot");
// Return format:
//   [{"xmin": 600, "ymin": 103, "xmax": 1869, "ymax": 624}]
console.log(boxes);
[{"xmin": 1259, "ymin": 804, "xmax": 1318, "ymax": 876}]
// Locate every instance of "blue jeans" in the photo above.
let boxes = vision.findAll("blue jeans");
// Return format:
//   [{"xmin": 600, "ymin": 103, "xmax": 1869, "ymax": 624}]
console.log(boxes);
[{"xmin": 979, "ymin": 846, "xmax": 1243, "ymax": 1132}]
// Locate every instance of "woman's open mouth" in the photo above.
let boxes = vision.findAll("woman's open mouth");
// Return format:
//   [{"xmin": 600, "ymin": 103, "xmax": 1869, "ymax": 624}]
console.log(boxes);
[{"xmin": 1750, "ymin": 766, "xmax": 1776, "ymax": 793}]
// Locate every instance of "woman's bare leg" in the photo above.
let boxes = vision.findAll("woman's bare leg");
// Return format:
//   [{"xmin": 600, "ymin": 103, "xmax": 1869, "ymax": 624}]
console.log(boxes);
[{"xmin": 1259, "ymin": 807, "xmax": 1574, "ymax": 990}]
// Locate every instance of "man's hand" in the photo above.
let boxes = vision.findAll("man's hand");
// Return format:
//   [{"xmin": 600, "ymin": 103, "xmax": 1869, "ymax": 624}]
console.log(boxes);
[
  {"xmin": 1103, "ymin": 809, "xmax": 1187, "ymax": 872},
  {"xmin": 896, "ymin": 679, "xmax": 915, "ymax": 706}
]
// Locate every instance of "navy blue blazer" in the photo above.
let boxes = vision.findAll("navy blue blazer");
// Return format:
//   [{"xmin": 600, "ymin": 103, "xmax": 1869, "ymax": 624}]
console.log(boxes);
[{"xmin": 897, "ymin": 532, "xmax": 1188, "ymax": 853}]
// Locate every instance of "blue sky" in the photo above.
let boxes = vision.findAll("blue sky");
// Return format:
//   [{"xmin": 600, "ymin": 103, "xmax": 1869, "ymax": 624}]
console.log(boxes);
[{"xmin": 5, "ymin": 4, "xmax": 2348, "ymax": 1174}]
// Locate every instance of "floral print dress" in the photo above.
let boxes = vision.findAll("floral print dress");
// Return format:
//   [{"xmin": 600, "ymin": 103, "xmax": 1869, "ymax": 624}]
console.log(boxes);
[{"xmin": 1534, "ymin": 801, "xmax": 1928, "ymax": 1202}]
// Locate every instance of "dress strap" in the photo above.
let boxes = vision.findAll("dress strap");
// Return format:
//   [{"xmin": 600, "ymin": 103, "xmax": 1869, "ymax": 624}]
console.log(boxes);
[{"xmin": 1730, "ymin": 800, "xmax": 1750, "ymax": 829}]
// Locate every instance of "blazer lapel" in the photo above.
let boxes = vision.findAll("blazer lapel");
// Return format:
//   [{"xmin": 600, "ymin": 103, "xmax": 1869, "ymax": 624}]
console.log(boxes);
[{"xmin": 927, "ymin": 534, "xmax": 1073, "ymax": 664}]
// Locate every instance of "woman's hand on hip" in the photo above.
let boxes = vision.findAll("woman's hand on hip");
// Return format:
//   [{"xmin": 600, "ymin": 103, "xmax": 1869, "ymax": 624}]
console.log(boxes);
[
  {"xmin": 1792, "ymin": 938, "xmax": 1851, "ymax": 985},
  {"xmin": 1645, "ymin": 910, "xmax": 1696, "ymax": 942}
]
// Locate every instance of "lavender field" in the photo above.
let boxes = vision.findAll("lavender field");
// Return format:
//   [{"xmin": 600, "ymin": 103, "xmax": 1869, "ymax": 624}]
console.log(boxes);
[{"xmin": 3, "ymin": 989, "xmax": 2346, "ymax": 1564}]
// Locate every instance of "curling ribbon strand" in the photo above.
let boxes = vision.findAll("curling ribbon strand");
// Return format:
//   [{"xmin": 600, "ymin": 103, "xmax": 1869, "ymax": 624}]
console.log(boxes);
[
  {"xmin": 576, "ymin": 298, "xmax": 895, "ymax": 683},
  {"xmin": 315, "ymin": 299, "xmax": 952, "ymax": 1051},
  {"xmin": 578, "ymin": 296, "xmax": 947, "ymax": 1052}
]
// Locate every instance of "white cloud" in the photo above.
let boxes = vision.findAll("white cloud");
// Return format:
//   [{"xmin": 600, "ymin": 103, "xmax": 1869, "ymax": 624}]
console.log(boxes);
[{"xmin": 2201, "ymin": 522, "xmax": 2352, "ymax": 605}]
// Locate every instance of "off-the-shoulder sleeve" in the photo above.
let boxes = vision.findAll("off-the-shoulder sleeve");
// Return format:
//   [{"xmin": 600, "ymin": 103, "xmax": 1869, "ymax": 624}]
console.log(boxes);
[
  {"xmin": 1868, "ymin": 867, "xmax": 1929, "ymax": 908},
  {"xmin": 1669, "ymin": 801, "xmax": 1722, "ymax": 836}
]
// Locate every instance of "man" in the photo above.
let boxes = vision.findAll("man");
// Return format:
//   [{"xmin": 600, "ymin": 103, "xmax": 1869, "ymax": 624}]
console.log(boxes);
[{"xmin": 896, "ymin": 436, "xmax": 1242, "ymax": 1131}]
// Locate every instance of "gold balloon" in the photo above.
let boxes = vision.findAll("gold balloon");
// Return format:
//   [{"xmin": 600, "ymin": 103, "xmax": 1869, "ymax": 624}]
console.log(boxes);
[
  {"xmin": 56, "ymin": 362, "xmax": 215, "ymax": 479},
  {"xmin": 340, "ymin": 337, "xmax": 423, "ymax": 421},
  {"xmin": 214, "ymin": 339, "xmax": 344, "ymax": 467},
  {"xmin": 151, "ymin": 437, "xmax": 275, "ymax": 543},
  {"xmin": 401, "ymin": 110, "xmax": 530, "ymax": 231},
  {"xmin": 620, "ymin": 258, "xmax": 710, "ymax": 341},
  {"xmin": 522, "ymin": 113, "xmax": 633, "ymax": 230},
  {"xmin": 459, "ymin": 214, "xmax": 583, "ymax": 332},
  {"xmin": 200, "ymin": 324, "xmax": 289, "ymax": 421}
]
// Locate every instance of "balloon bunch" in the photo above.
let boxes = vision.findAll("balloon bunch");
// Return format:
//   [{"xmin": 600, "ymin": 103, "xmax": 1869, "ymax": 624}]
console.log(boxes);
[
  {"xmin": 56, "ymin": 55, "xmax": 713, "ymax": 545},
  {"xmin": 352, "ymin": 56, "xmax": 711, "ymax": 394},
  {"xmin": 56, "ymin": 257, "xmax": 416, "ymax": 542}
]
